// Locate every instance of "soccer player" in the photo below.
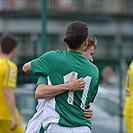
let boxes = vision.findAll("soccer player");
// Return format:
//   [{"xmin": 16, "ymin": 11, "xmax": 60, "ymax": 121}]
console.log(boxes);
[
  {"xmin": 0, "ymin": 35, "xmax": 24, "ymax": 133},
  {"xmin": 83, "ymin": 37, "xmax": 97, "ymax": 62},
  {"xmin": 23, "ymin": 21, "xmax": 99, "ymax": 133},
  {"xmin": 123, "ymin": 61, "xmax": 133, "ymax": 133},
  {"xmin": 24, "ymin": 37, "xmax": 97, "ymax": 133}
]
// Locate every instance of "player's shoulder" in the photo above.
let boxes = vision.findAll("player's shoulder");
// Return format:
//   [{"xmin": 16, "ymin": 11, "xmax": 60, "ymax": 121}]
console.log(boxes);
[
  {"xmin": 129, "ymin": 61, "xmax": 133, "ymax": 74},
  {"xmin": 89, "ymin": 61, "xmax": 99, "ymax": 73},
  {"xmin": 41, "ymin": 50, "xmax": 65, "ymax": 58},
  {"xmin": 42, "ymin": 50, "xmax": 61, "ymax": 56},
  {"xmin": 7, "ymin": 60, "xmax": 17, "ymax": 70},
  {"xmin": 130, "ymin": 61, "xmax": 133, "ymax": 68},
  {"xmin": 1, "ymin": 58, "xmax": 17, "ymax": 69}
]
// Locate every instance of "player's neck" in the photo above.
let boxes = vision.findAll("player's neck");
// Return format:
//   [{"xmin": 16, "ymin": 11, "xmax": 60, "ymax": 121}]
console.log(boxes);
[
  {"xmin": 66, "ymin": 43, "xmax": 85, "ymax": 53},
  {"xmin": 0, "ymin": 53, "xmax": 13, "ymax": 60},
  {"xmin": 68, "ymin": 49, "xmax": 82, "ymax": 53},
  {"xmin": 67, "ymin": 47, "xmax": 83, "ymax": 53}
]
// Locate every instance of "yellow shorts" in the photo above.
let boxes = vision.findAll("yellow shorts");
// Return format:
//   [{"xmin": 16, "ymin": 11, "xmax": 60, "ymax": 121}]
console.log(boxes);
[
  {"xmin": 124, "ymin": 116, "xmax": 133, "ymax": 133},
  {"xmin": 0, "ymin": 119, "xmax": 24, "ymax": 133}
]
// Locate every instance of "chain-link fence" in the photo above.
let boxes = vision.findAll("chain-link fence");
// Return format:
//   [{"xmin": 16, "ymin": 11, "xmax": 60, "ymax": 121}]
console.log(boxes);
[{"xmin": 1, "ymin": 0, "xmax": 132, "ymax": 132}]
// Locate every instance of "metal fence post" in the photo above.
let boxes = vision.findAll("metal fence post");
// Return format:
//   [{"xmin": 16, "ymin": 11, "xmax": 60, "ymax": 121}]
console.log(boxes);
[
  {"xmin": 116, "ymin": 30, "xmax": 123, "ymax": 133},
  {"xmin": 41, "ymin": 0, "xmax": 47, "ymax": 53}
]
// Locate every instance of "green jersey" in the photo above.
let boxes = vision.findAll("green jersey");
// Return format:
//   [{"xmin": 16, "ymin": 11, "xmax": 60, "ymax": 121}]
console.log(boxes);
[{"xmin": 31, "ymin": 50, "xmax": 99, "ymax": 129}]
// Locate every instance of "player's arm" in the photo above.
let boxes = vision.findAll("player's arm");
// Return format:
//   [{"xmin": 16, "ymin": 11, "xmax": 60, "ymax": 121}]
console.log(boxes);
[
  {"xmin": 35, "ymin": 72, "xmax": 85, "ymax": 99},
  {"xmin": 36, "ymin": 83, "xmax": 93, "ymax": 120},
  {"xmin": 22, "ymin": 52, "xmax": 52, "ymax": 75},
  {"xmin": 4, "ymin": 64, "xmax": 18, "ymax": 130},
  {"xmin": 23, "ymin": 60, "xmax": 85, "ymax": 99},
  {"xmin": 36, "ymin": 74, "xmax": 93, "ymax": 120},
  {"xmin": 22, "ymin": 61, "xmax": 32, "ymax": 74},
  {"xmin": 4, "ymin": 86, "xmax": 17, "ymax": 130}
]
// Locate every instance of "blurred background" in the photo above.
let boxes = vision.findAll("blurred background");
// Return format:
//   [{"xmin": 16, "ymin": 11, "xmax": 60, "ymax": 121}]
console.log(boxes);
[{"xmin": 0, "ymin": 0, "xmax": 132, "ymax": 132}]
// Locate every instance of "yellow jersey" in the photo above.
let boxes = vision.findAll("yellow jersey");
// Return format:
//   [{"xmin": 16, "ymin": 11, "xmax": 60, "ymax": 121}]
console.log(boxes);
[
  {"xmin": 0, "ymin": 58, "xmax": 20, "ymax": 120},
  {"xmin": 123, "ymin": 61, "xmax": 133, "ymax": 116}
]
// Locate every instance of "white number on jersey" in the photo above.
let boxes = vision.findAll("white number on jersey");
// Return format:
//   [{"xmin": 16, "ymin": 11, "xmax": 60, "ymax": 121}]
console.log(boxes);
[{"xmin": 63, "ymin": 72, "xmax": 92, "ymax": 110}]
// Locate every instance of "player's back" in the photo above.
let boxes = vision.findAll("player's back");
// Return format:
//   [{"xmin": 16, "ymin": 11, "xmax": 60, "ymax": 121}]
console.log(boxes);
[
  {"xmin": 46, "ymin": 50, "xmax": 99, "ymax": 128},
  {"xmin": 0, "ymin": 58, "xmax": 19, "ymax": 120},
  {"xmin": 31, "ymin": 50, "xmax": 99, "ymax": 129}
]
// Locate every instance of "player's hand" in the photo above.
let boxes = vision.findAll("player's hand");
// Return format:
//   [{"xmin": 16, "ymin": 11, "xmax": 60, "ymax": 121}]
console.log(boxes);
[
  {"xmin": 67, "ymin": 72, "xmax": 85, "ymax": 91},
  {"xmin": 10, "ymin": 116, "xmax": 18, "ymax": 130},
  {"xmin": 84, "ymin": 104, "xmax": 93, "ymax": 120}
]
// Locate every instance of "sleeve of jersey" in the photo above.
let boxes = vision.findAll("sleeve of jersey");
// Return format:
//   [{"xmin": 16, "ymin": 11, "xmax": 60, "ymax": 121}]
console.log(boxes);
[
  {"xmin": 31, "ymin": 51, "xmax": 54, "ymax": 76},
  {"xmin": 36, "ymin": 74, "xmax": 48, "ymax": 86},
  {"xmin": 4, "ymin": 64, "xmax": 18, "ymax": 89}
]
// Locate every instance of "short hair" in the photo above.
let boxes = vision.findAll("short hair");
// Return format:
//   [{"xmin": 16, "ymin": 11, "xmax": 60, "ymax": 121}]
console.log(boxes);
[
  {"xmin": 64, "ymin": 21, "xmax": 88, "ymax": 50},
  {"xmin": 84, "ymin": 37, "xmax": 97, "ymax": 52},
  {"xmin": 0, "ymin": 35, "xmax": 17, "ymax": 54}
]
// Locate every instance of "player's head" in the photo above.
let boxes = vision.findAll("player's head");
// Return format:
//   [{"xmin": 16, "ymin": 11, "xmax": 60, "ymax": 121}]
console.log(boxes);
[
  {"xmin": 83, "ymin": 37, "xmax": 97, "ymax": 62},
  {"xmin": 0, "ymin": 35, "xmax": 17, "ymax": 57},
  {"xmin": 64, "ymin": 21, "xmax": 88, "ymax": 50}
]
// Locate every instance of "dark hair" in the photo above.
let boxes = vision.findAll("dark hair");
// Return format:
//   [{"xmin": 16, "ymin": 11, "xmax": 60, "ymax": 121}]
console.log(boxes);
[
  {"xmin": 64, "ymin": 21, "xmax": 88, "ymax": 50},
  {"xmin": 0, "ymin": 35, "xmax": 17, "ymax": 54}
]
